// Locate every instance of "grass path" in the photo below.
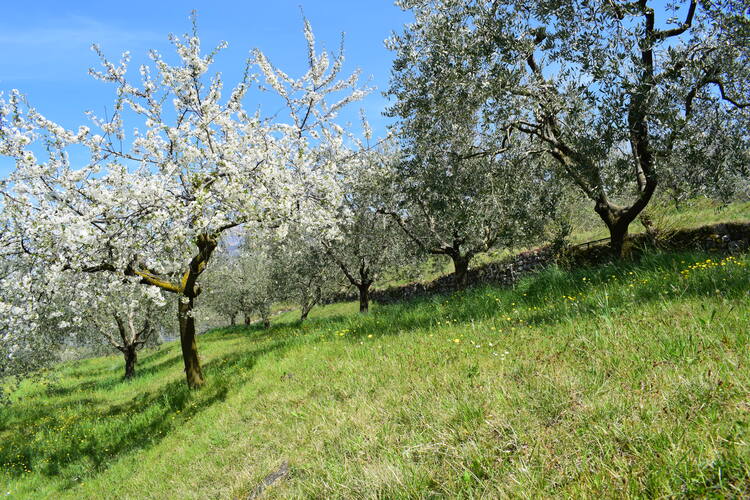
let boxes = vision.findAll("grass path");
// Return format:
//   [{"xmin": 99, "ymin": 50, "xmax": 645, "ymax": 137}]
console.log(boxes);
[{"xmin": 1, "ymin": 250, "xmax": 749, "ymax": 498}]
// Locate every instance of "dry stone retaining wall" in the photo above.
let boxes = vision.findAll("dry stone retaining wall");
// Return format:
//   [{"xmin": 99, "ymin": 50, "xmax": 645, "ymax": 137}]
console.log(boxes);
[{"xmin": 327, "ymin": 221, "xmax": 750, "ymax": 306}]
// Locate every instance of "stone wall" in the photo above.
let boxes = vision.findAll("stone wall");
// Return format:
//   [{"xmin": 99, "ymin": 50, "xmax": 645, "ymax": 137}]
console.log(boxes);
[{"xmin": 328, "ymin": 221, "xmax": 750, "ymax": 306}]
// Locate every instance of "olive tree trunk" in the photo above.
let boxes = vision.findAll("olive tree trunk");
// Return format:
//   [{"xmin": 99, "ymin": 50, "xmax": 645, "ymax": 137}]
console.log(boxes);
[
  {"xmin": 358, "ymin": 283, "xmax": 371, "ymax": 313},
  {"xmin": 450, "ymin": 254, "xmax": 471, "ymax": 289},
  {"xmin": 123, "ymin": 346, "xmax": 137, "ymax": 380}
]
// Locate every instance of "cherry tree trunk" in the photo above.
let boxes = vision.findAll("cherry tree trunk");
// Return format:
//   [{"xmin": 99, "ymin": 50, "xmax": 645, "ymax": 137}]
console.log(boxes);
[{"xmin": 178, "ymin": 296, "xmax": 204, "ymax": 389}]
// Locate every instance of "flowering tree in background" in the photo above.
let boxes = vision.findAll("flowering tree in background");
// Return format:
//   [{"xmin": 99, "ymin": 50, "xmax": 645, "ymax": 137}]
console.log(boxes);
[
  {"xmin": 0, "ymin": 245, "xmax": 59, "ymax": 399},
  {"xmin": 389, "ymin": 0, "xmax": 750, "ymax": 256},
  {"xmin": 0, "ymin": 17, "xmax": 367, "ymax": 388},
  {"xmin": 0, "ymin": 238, "xmax": 167, "ymax": 387},
  {"xmin": 71, "ymin": 275, "xmax": 168, "ymax": 379}
]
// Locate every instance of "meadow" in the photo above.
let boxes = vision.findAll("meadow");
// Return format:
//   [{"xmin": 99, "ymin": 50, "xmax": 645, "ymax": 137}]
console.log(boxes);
[{"xmin": 1, "ymin": 249, "xmax": 749, "ymax": 498}]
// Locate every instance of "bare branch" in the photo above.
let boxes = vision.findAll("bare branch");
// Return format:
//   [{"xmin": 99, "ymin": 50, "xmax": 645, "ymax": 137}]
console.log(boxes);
[{"xmin": 653, "ymin": 0, "xmax": 697, "ymax": 41}]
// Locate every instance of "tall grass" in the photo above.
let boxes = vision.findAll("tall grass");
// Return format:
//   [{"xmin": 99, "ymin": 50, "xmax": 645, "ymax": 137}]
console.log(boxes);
[{"xmin": 1, "ymin": 249, "xmax": 749, "ymax": 498}]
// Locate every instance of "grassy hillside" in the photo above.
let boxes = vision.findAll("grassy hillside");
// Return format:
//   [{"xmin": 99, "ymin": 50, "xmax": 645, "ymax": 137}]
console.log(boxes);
[
  {"xmin": 380, "ymin": 196, "xmax": 750, "ymax": 287},
  {"xmin": 2, "ymin": 249, "xmax": 749, "ymax": 498}
]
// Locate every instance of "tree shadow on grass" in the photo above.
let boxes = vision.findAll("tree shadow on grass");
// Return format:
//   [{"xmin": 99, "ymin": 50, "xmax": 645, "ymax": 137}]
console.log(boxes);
[
  {"xmin": 45, "ymin": 320, "xmax": 292, "ymax": 400},
  {"xmin": 0, "ymin": 398, "xmax": 104, "ymax": 435},
  {"xmin": 0, "ymin": 339, "xmax": 290, "ymax": 488},
  {"xmin": 6, "ymin": 250, "xmax": 743, "ymax": 488},
  {"xmin": 43, "ymin": 352, "xmax": 186, "ymax": 398}
]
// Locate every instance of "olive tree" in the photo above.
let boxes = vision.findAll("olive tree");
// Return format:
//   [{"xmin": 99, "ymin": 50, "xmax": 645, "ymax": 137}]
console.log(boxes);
[
  {"xmin": 198, "ymin": 235, "xmax": 276, "ymax": 329},
  {"xmin": 383, "ymin": 57, "xmax": 559, "ymax": 288},
  {"xmin": 389, "ymin": 0, "xmax": 750, "ymax": 256},
  {"xmin": 270, "ymin": 230, "xmax": 343, "ymax": 320},
  {"xmin": 321, "ymin": 141, "xmax": 411, "ymax": 311},
  {"xmin": 197, "ymin": 247, "xmax": 245, "ymax": 327}
]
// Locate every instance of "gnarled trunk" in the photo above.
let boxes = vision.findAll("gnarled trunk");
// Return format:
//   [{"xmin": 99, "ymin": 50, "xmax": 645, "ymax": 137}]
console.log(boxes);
[
  {"xmin": 358, "ymin": 283, "xmax": 371, "ymax": 313},
  {"xmin": 451, "ymin": 254, "xmax": 470, "ymax": 289},
  {"xmin": 300, "ymin": 294, "xmax": 318, "ymax": 322},
  {"xmin": 178, "ymin": 296, "xmax": 204, "ymax": 389},
  {"xmin": 608, "ymin": 223, "xmax": 629, "ymax": 258},
  {"xmin": 123, "ymin": 346, "xmax": 137, "ymax": 380},
  {"xmin": 595, "ymin": 201, "xmax": 642, "ymax": 259}
]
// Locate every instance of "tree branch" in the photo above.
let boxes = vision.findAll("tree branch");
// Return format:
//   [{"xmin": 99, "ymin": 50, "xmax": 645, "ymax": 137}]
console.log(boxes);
[{"xmin": 653, "ymin": 0, "xmax": 697, "ymax": 41}]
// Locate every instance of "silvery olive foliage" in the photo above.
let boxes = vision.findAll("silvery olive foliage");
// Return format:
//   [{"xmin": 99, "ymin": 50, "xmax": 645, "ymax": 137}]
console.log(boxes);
[
  {"xmin": 389, "ymin": 0, "xmax": 750, "ymax": 255},
  {"xmin": 270, "ymin": 228, "xmax": 344, "ymax": 321},
  {"xmin": 204, "ymin": 234, "xmax": 277, "ymax": 328},
  {"xmin": 195, "ymin": 245, "xmax": 246, "ymax": 328},
  {"xmin": 199, "ymin": 229, "xmax": 342, "ymax": 326},
  {"xmin": 0, "ymin": 16, "xmax": 368, "ymax": 388},
  {"xmin": 321, "ymin": 137, "xmax": 413, "ymax": 310},
  {"xmin": 385, "ymin": 33, "xmax": 561, "ymax": 286}
]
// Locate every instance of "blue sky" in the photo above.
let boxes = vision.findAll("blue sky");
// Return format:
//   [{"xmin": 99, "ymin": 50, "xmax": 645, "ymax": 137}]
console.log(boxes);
[{"xmin": 0, "ymin": 1, "xmax": 412, "ymax": 178}]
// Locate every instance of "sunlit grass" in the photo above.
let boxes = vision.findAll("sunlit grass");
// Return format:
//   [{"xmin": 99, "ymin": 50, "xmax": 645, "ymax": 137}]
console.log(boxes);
[
  {"xmin": 378, "ymin": 196, "xmax": 750, "ymax": 288},
  {"xmin": 1, "ymin": 249, "xmax": 749, "ymax": 498},
  {"xmin": 568, "ymin": 196, "xmax": 750, "ymax": 245}
]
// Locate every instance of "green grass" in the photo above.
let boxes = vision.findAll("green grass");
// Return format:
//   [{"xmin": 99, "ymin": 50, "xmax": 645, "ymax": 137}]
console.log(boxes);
[
  {"xmin": 566, "ymin": 196, "xmax": 750, "ymax": 246},
  {"xmin": 393, "ymin": 197, "xmax": 750, "ymax": 284},
  {"xmin": 1, "ymin": 250, "xmax": 750, "ymax": 498}
]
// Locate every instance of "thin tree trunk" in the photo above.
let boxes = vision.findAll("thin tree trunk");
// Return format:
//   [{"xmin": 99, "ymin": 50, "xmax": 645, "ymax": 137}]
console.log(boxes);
[
  {"xmin": 178, "ymin": 296, "xmax": 204, "ymax": 389},
  {"xmin": 258, "ymin": 303, "xmax": 271, "ymax": 329},
  {"xmin": 300, "ymin": 306, "xmax": 311, "ymax": 322},
  {"xmin": 300, "ymin": 293, "xmax": 320, "ymax": 322},
  {"xmin": 230, "ymin": 313, "xmax": 236, "ymax": 326},
  {"xmin": 358, "ymin": 283, "xmax": 371, "ymax": 313},
  {"xmin": 300, "ymin": 296, "xmax": 313, "ymax": 322},
  {"xmin": 123, "ymin": 346, "xmax": 137, "ymax": 380},
  {"xmin": 244, "ymin": 313, "xmax": 252, "ymax": 325}
]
